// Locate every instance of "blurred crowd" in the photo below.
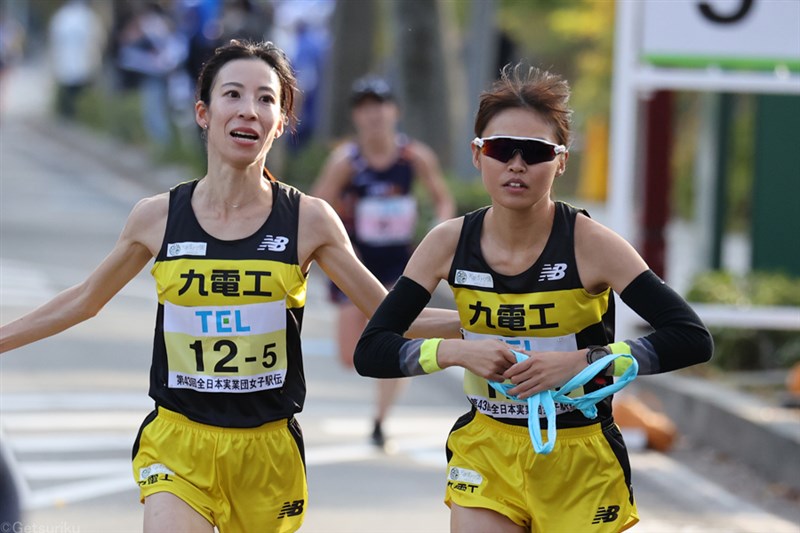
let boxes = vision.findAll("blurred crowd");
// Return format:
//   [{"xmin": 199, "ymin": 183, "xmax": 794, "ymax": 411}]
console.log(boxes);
[{"xmin": 1, "ymin": 0, "xmax": 332, "ymax": 149}]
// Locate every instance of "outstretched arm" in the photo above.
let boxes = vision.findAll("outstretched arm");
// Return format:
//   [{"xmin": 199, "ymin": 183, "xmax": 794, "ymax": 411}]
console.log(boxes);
[{"xmin": 0, "ymin": 196, "xmax": 165, "ymax": 353}]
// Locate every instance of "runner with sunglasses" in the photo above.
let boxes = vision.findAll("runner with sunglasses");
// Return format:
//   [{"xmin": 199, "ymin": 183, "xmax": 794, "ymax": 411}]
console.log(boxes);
[{"xmin": 354, "ymin": 63, "xmax": 713, "ymax": 532}]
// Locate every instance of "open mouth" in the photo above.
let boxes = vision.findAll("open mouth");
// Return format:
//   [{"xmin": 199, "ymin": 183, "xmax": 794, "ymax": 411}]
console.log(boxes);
[
  {"xmin": 504, "ymin": 180, "xmax": 527, "ymax": 189},
  {"xmin": 230, "ymin": 129, "xmax": 259, "ymax": 141}
]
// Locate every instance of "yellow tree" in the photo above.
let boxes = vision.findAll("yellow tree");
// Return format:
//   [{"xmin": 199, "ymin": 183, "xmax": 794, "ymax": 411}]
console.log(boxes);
[{"xmin": 497, "ymin": 0, "xmax": 615, "ymax": 200}]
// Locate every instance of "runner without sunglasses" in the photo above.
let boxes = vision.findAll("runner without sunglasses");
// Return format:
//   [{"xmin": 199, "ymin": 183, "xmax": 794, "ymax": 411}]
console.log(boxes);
[{"xmin": 354, "ymin": 62, "xmax": 712, "ymax": 533}]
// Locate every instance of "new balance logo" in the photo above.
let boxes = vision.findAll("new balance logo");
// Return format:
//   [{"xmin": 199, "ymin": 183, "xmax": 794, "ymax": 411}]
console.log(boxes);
[
  {"xmin": 592, "ymin": 505, "xmax": 620, "ymax": 524},
  {"xmin": 258, "ymin": 235, "xmax": 289, "ymax": 252},
  {"xmin": 276, "ymin": 499, "xmax": 305, "ymax": 518},
  {"xmin": 538, "ymin": 263, "xmax": 567, "ymax": 281}
]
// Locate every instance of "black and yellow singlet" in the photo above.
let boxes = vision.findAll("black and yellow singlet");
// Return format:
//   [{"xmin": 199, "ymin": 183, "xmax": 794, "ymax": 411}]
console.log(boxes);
[
  {"xmin": 449, "ymin": 202, "xmax": 615, "ymax": 428},
  {"xmin": 149, "ymin": 179, "xmax": 308, "ymax": 428}
]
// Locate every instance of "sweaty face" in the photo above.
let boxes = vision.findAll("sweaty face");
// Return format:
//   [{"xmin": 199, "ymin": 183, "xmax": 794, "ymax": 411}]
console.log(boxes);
[{"xmin": 196, "ymin": 58, "xmax": 285, "ymax": 168}]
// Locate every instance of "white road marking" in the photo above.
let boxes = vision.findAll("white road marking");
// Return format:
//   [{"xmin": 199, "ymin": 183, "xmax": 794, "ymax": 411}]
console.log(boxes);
[
  {"xmin": 20, "ymin": 459, "xmax": 131, "ymax": 480},
  {"xmin": 9, "ymin": 433, "xmax": 133, "ymax": 453},
  {"xmin": 306, "ymin": 443, "xmax": 383, "ymax": 465},
  {"xmin": 0, "ymin": 257, "xmax": 155, "ymax": 308},
  {"xmin": 1, "ymin": 391, "xmax": 151, "ymax": 412},
  {"xmin": 0, "ymin": 258, "xmax": 57, "ymax": 307},
  {"xmin": 27, "ymin": 478, "xmax": 136, "ymax": 510},
  {"xmin": 1, "ymin": 391, "xmax": 146, "ymax": 510},
  {"xmin": 1, "ymin": 411, "xmax": 148, "ymax": 432}
]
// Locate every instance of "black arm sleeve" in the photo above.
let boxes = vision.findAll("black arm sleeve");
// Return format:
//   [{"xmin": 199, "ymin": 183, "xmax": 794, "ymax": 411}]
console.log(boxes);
[
  {"xmin": 620, "ymin": 269, "xmax": 713, "ymax": 374},
  {"xmin": 354, "ymin": 276, "xmax": 433, "ymax": 378}
]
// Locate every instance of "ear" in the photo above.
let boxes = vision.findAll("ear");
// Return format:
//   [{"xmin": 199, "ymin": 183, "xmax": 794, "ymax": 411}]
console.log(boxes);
[
  {"xmin": 195, "ymin": 100, "xmax": 208, "ymax": 129},
  {"xmin": 471, "ymin": 141, "xmax": 482, "ymax": 170},
  {"xmin": 274, "ymin": 116, "xmax": 286, "ymax": 138},
  {"xmin": 556, "ymin": 151, "xmax": 569, "ymax": 176}
]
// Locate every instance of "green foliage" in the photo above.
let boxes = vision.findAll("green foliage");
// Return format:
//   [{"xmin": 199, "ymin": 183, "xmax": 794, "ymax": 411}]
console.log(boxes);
[
  {"xmin": 687, "ymin": 271, "xmax": 800, "ymax": 369},
  {"xmin": 688, "ymin": 271, "xmax": 800, "ymax": 307},
  {"xmin": 73, "ymin": 85, "xmax": 205, "ymax": 177},
  {"xmin": 708, "ymin": 328, "xmax": 800, "ymax": 370},
  {"xmin": 75, "ymin": 86, "xmax": 148, "ymax": 145},
  {"xmin": 670, "ymin": 94, "xmax": 702, "ymax": 221},
  {"xmin": 497, "ymin": 0, "xmax": 614, "ymax": 120},
  {"xmin": 725, "ymin": 95, "xmax": 755, "ymax": 232},
  {"xmin": 669, "ymin": 93, "xmax": 755, "ymax": 227},
  {"xmin": 446, "ymin": 174, "xmax": 489, "ymax": 216},
  {"xmin": 492, "ymin": 0, "xmax": 613, "ymax": 201},
  {"xmin": 279, "ymin": 141, "xmax": 335, "ymax": 193}
]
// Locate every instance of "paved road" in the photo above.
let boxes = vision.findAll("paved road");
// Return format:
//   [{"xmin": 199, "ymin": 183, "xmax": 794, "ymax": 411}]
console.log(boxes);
[{"xmin": 1, "ymin": 75, "xmax": 798, "ymax": 532}]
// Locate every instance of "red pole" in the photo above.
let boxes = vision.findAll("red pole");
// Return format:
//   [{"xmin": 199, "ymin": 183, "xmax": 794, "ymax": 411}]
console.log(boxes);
[{"xmin": 641, "ymin": 90, "xmax": 673, "ymax": 279}]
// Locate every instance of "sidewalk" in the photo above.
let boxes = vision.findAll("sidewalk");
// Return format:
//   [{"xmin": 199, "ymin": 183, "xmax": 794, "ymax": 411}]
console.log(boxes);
[{"xmin": 4, "ymin": 59, "xmax": 799, "ymax": 496}]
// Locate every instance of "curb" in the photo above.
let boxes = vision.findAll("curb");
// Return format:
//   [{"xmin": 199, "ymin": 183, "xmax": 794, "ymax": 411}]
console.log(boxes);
[{"xmin": 636, "ymin": 373, "xmax": 800, "ymax": 491}]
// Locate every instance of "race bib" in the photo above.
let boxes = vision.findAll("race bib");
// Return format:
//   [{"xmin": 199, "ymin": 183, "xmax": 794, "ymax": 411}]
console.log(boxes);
[
  {"xmin": 461, "ymin": 329, "xmax": 580, "ymax": 418},
  {"xmin": 162, "ymin": 300, "xmax": 288, "ymax": 393},
  {"xmin": 354, "ymin": 196, "xmax": 417, "ymax": 245}
]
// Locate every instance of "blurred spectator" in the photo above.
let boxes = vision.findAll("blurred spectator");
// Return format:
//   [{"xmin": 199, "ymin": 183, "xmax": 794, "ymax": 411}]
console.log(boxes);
[
  {"xmin": 0, "ymin": 10, "xmax": 25, "ymax": 115},
  {"xmin": 115, "ymin": 1, "xmax": 188, "ymax": 145},
  {"xmin": 176, "ymin": 0, "xmax": 222, "ymax": 81},
  {"xmin": 288, "ymin": 19, "xmax": 329, "ymax": 150},
  {"xmin": 271, "ymin": 0, "xmax": 332, "ymax": 150},
  {"xmin": 0, "ymin": 440, "xmax": 21, "ymax": 525},
  {"xmin": 177, "ymin": 0, "xmax": 271, "ymax": 82},
  {"xmin": 47, "ymin": 0, "xmax": 105, "ymax": 119},
  {"xmin": 219, "ymin": 0, "xmax": 270, "ymax": 44}
]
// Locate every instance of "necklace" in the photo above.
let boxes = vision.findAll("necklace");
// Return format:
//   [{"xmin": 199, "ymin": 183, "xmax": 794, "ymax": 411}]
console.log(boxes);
[
  {"xmin": 221, "ymin": 183, "xmax": 268, "ymax": 209},
  {"xmin": 221, "ymin": 194, "xmax": 262, "ymax": 209},
  {"xmin": 202, "ymin": 176, "xmax": 268, "ymax": 210}
]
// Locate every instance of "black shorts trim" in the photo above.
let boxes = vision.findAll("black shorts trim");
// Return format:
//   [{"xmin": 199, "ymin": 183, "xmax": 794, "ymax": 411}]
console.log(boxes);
[{"xmin": 131, "ymin": 409, "xmax": 158, "ymax": 462}]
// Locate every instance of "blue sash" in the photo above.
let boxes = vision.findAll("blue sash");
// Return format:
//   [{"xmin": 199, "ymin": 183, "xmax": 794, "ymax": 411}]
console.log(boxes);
[{"xmin": 489, "ymin": 351, "xmax": 638, "ymax": 454}]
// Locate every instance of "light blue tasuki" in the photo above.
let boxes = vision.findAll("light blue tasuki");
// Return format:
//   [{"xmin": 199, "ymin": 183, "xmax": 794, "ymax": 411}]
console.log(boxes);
[{"xmin": 489, "ymin": 351, "xmax": 639, "ymax": 454}]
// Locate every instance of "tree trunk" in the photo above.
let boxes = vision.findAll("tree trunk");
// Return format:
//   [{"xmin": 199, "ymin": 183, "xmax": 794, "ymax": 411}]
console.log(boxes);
[
  {"xmin": 390, "ymin": 0, "xmax": 451, "ymax": 168},
  {"xmin": 456, "ymin": 0, "xmax": 498, "ymax": 179},
  {"xmin": 317, "ymin": 0, "xmax": 377, "ymax": 141}
]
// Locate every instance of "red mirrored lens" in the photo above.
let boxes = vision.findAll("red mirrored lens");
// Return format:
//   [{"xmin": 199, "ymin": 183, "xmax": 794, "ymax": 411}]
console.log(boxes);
[{"xmin": 481, "ymin": 138, "xmax": 556, "ymax": 164}]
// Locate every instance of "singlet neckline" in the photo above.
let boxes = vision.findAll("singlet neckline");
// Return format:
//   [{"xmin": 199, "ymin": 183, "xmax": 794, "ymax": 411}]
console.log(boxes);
[
  {"xmin": 472, "ymin": 203, "xmax": 562, "ymax": 280},
  {"xmin": 185, "ymin": 179, "xmax": 278, "ymax": 244}
]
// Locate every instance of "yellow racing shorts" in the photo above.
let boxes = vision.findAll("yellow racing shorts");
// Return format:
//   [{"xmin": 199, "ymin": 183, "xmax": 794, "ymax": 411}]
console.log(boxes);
[
  {"xmin": 132, "ymin": 406, "xmax": 307, "ymax": 533},
  {"xmin": 445, "ymin": 410, "xmax": 638, "ymax": 532}
]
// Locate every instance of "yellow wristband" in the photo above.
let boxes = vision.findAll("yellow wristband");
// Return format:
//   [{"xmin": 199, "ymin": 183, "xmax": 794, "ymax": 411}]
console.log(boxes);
[
  {"xmin": 419, "ymin": 338, "xmax": 444, "ymax": 374},
  {"xmin": 608, "ymin": 341, "xmax": 633, "ymax": 377}
]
